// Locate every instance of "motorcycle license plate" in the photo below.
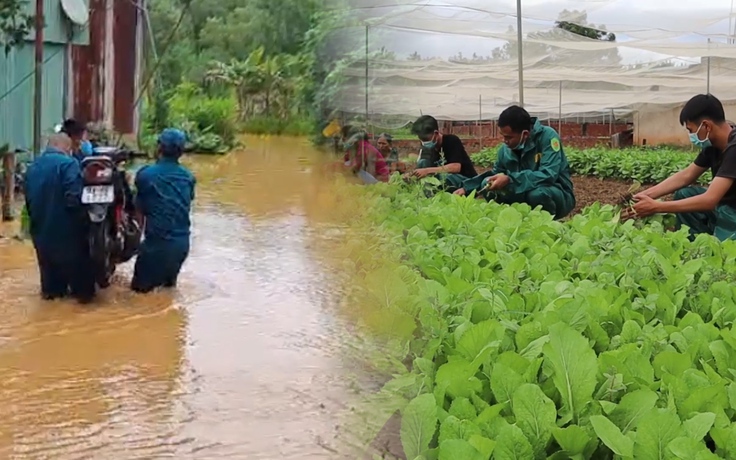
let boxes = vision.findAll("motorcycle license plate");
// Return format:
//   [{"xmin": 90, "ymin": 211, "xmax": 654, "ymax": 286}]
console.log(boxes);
[{"xmin": 82, "ymin": 185, "xmax": 115, "ymax": 204}]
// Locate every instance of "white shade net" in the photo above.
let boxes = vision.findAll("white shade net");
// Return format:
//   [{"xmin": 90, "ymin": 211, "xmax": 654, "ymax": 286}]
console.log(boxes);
[{"xmin": 334, "ymin": 0, "xmax": 736, "ymax": 120}]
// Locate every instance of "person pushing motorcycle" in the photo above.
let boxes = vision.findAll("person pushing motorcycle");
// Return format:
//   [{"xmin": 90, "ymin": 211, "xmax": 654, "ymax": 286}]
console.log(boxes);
[
  {"xmin": 130, "ymin": 128, "xmax": 195, "ymax": 293},
  {"xmin": 60, "ymin": 118, "xmax": 94, "ymax": 163},
  {"xmin": 24, "ymin": 133, "xmax": 96, "ymax": 303}
]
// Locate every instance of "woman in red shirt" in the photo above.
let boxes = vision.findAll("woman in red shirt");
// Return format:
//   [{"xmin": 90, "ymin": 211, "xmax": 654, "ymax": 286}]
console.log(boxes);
[{"xmin": 343, "ymin": 130, "xmax": 390, "ymax": 183}]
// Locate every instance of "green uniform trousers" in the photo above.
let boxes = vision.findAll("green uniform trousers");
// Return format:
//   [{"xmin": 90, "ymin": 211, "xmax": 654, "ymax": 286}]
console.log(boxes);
[
  {"xmin": 462, "ymin": 171, "xmax": 575, "ymax": 220},
  {"xmin": 673, "ymin": 187, "xmax": 736, "ymax": 241}
]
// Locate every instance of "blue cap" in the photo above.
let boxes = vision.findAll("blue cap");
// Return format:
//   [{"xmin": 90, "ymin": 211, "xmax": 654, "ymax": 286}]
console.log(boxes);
[{"xmin": 158, "ymin": 128, "xmax": 187, "ymax": 154}]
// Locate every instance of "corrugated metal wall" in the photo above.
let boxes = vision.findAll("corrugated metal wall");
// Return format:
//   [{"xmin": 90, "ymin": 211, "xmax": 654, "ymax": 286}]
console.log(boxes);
[
  {"xmin": 0, "ymin": 0, "xmax": 93, "ymax": 151},
  {"xmin": 0, "ymin": 0, "xmax": 141, "ymax": 150},
  {"xmin": 70, "ymin": 0, "xmax": 107, "ymax": 127},
  {"xmin": 71, "ymin": 0, "xmax": 141, "ymax": 135},
  {"xmin": 0, "ymin": 44, "xmax": 67, "ymax": 151},
  {"xmin": 113, "ymin": 0, "xmax": 138, "ymax": 135},
  {"xmin": 24, "ymin": 0, "xmax": 90, "ymax": 45}
]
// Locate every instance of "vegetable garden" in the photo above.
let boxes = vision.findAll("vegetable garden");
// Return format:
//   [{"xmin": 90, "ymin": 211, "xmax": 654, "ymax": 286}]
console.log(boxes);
[
  {"xmin": 349, "ymin": 145, "xmax": 736, "ymax": 460},
  {"xmin": 471, "ymin": 146, "xmax": 711, "ymax": 185}
]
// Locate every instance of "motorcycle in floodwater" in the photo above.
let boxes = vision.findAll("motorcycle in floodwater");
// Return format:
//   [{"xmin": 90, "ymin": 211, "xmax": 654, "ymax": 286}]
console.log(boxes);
[{"xmin": 80, "ymin": 146, "xmax": 144, "ymax": 288}]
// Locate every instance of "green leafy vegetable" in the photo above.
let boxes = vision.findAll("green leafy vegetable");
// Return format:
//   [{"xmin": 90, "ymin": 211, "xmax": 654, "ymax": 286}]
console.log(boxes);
[
  {"xmin": 471, "ymin": 146, "xmax": 711, "ymax": 185},
  {"xmin": 401, "ymin": 394, "xmax": 438, "ymax": 459},
  {"xmin": 350, "ymin": 180, "xmax": 736, "ymax": 459}
]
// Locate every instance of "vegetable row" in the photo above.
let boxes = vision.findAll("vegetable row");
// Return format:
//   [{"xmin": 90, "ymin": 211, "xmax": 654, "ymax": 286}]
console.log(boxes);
[{"xmin": 470, "ymin": 147, "xmax": 712, "ymax": 185}]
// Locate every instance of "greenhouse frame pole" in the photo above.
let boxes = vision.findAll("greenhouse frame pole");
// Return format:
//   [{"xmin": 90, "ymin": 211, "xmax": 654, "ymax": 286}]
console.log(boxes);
[
  {"xmin": 706, "ymin": 38, "xmax": 711, "ymax": 94},
  {"xmin": 516, "ymin": 0, "xmax": 524, "ymax": 107},
  {"xmin": 558, "ymin": 81, "xmax": 562, "ymax": 135},
  {"xmin": 610, "ymin": 109, "xmax": 614, "ymax": 136},
  {"xmin": 365, "ymin": 24, "xmax": 369, "ymax": 131},
  {"xmin": 478, "ymin": 94, "xmax": 482, "ymax": 150},
  {"xmin": 730, "ymin": 0, "xmax": 735, "ymax": 44}
]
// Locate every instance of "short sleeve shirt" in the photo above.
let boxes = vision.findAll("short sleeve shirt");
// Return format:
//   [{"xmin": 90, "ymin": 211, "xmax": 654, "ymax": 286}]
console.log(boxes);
[
  {"xmin": 424, "ymin": 134, "xmax": 477, "ymax": 178},
  {"xmin": 694, "ymin": 127, "xmax": 736, "ymax": 207}
]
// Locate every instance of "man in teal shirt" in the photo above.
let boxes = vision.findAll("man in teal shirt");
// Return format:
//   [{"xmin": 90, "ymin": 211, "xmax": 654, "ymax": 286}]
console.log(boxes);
[
  {"xmin": 131, "ymin": 128, "xmax": 196, "ymax": 293},
  {"xmin": 455, "ymin": 106, "xmax": 576, "ymax": 219}
]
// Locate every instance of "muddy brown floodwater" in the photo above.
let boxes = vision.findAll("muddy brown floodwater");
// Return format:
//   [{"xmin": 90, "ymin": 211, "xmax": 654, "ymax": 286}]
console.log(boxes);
[{"xmin": 0, "ymin": 136, "xmax": 384, "ymax": 459}]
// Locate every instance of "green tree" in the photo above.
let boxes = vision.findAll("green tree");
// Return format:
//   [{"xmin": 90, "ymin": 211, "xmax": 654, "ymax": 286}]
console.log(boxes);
[
  {"xmin": 0, "ymin": 0, "xmax": 34, "ymax": 53},
  {"xmin": 143, "ymin": 0, "xmax": 356, "ymax": 138},
  {"xmin": 205, "ymin": 48, "xmax": 266, "ymax": 119}
]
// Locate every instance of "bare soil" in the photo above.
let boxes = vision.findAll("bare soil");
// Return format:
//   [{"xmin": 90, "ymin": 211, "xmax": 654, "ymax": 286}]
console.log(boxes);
[
  {"xmin": 570, "ymin": 175, "xmax": 638, "ymax": 215},
  {"xmin": 473, "ymin": 167, "xmax": 643, "ymax": 215}
]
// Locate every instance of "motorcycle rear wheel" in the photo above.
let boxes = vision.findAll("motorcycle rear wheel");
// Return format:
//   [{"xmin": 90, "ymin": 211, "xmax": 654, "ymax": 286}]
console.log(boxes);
[{"xmin": 89, "ymin": 222, "xmax": 115, "ymax": 288}]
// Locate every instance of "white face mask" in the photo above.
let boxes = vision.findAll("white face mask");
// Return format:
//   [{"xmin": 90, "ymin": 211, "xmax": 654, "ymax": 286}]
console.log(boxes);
[
  {"xmin": 511, "ymin": 130, "xmax": 529, "ymax": 151},
  {"xmin": 421, "ymin": 132, "xmax": 438, "ymax": 149}
]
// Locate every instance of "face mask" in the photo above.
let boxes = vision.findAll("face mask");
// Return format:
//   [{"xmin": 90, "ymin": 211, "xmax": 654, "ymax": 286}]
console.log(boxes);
[
  {"xmin": 689, "ymin": 123, "xmax": 712, "ymax": 149},
  {"xmin": 80, "ymin": 140, "xmax": 93, "ymax": 156},
  {"xmin": 512, "ymin": 131, "xmax": 529, "ymax": 151},
  {"xmin": 421, "ymin": 132, "xmax": 437, "ymax": 149}
]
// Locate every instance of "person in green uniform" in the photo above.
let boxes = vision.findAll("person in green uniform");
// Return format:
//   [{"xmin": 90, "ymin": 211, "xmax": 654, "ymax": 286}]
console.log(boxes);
[
  {"xmin": 628, "ymin": 94, "xmax": 736, "ymax": 241},
  {"xmin": 405, "ymin": 115, "xmax": 477, "ymax": 192},
  {"xmin": 454, "ymin": 105, "xmax": 576, "ymax": 220}
]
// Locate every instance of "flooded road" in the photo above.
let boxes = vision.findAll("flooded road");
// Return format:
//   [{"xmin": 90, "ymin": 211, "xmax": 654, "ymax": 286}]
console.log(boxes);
[{"xmin": 0, "ymin": 136, "xmax": 383, "ymax": 459}]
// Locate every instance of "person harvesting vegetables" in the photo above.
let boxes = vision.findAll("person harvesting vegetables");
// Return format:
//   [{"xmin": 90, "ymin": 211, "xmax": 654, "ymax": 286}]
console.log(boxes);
[
  {"xmin": 342, "ymin": 128, "xmax": 390, "ymax": 184},
  {"xmin": 627, "ymin": 94, "xmax": 736, "ymax": 241},
  {"xmin": 454, "ymin": 105, "xmax": 576, "ymax": 220},
  {"xmin": 405, "ymin": 115, "xmax": 477, "ymax": 191}
]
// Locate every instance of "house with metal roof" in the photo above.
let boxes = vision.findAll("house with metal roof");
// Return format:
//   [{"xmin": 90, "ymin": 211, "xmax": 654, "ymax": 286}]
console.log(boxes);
[{"xmin": 0, "ymin": 0, "xmax": 145, "ymax": 152}]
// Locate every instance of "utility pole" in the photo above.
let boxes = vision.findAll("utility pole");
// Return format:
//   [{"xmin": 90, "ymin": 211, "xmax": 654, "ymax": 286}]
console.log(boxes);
[{"xmin": 33, "ymin": 0, "xmax": 45, "ymax": 158}]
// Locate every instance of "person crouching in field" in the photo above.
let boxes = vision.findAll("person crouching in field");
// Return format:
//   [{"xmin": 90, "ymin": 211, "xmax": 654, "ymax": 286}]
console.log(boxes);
[
  {"xmin": 454, "ymin": 105, "xmax": 576, "ymax": 220},
  {"xmin": 343, "ymin": 129, "xmax": 390, "ymax": 184},
  {"xmin": 376, "ymin": 132, "xmax": 408, "ymax": 174},
  {"xmin": 625, "ymin": 94, "xmax": 736, "ymax": 241},
  {"xmin": 404, "ymin": 115, "xmax": 478, "ymax": 192}
]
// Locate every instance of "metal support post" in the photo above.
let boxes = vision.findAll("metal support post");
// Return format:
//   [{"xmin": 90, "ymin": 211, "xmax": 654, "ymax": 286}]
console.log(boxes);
[
  {"xmin": 558, "ymin": 81, "xmax": 562, "ymax": 135},
  {"xmin": 706, "ymin": 38, "xmax": 711, "ymax": 94},
  {"xmin": 32, "ymin": 0, "xmax": 45, "ymax": 158},
  {"xmin": 516, "ymin": 0, "xmax": 524, "ymax": 107}
]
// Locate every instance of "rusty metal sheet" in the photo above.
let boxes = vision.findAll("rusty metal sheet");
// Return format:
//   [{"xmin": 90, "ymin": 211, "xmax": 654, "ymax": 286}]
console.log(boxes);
[
  {"xmin": 70, "ymin": 0, "xmax": 106, "ymax": 125},
  {"xmin": 112, "ymin": 0, "xmax": 138, "ymax": 134}
]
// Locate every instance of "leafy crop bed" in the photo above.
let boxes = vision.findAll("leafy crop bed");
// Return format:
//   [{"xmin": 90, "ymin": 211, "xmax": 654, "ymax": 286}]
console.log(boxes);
[
  {"xmin": 360, "ymin": 183, "xmax": 736, "ymax": 460},
  {"xmin": 470, "ymin": 147, "xmax": 711, "ymax": 185}
]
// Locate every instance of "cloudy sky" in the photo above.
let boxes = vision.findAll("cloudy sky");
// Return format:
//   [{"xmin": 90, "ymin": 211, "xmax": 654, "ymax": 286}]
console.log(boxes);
[{"xmin": 354, "ymin": 0, "xmax": 736, "ymax": 64}]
